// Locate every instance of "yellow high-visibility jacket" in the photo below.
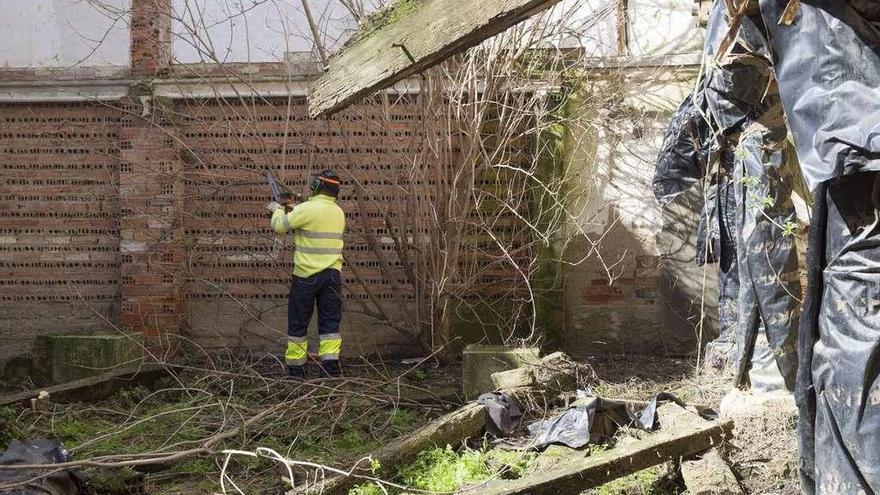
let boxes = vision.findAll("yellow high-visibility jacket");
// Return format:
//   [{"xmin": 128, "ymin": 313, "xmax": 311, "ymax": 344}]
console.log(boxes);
[{"xmin": 271, "ymin": 194, "xmax": 345, "ymax": 278}]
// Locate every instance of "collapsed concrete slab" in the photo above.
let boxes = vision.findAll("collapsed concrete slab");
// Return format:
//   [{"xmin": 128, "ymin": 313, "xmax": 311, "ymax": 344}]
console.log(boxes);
[
  {"xmin": 34, "ymin": 333, "xmax": 144, "ymax": 384},
  {"xmin": 0, "ymin": 363, "xmax": 167, "ymax": 407}
]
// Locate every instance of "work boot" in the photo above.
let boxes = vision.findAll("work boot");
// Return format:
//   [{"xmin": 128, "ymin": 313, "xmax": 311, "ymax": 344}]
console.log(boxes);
[
  {"xmin": 319, "ymin": 360, "xmax": 341, "ymax": 378},
  {"xmin": 287, "ymin": 365, "xmax": 307, "ymax": 379}
]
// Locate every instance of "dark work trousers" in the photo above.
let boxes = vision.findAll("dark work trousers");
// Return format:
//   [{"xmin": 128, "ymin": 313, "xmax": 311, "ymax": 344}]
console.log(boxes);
[{"xmin": 287, "ymin": 268, "xmax": 342, "ymax": 364}]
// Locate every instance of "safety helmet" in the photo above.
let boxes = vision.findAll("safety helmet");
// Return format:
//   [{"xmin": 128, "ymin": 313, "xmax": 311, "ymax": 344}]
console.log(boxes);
[{"xmin": 310, "ymin": 169, "xmax": 341, "ymax": 197}]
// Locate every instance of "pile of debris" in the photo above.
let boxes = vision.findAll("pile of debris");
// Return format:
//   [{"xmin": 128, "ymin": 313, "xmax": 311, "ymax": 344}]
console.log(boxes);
[{"xmin": 279, "ymin": 352, "xmax": 737, "ymax": 494}]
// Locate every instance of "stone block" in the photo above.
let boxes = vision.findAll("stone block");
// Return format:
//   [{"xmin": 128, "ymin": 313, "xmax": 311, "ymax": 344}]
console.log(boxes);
[
  {"xmin": 681, "ymin": 449, "xmax": 743, "ymax": 495},
  {"xmin": 462, "ymin": 345, "xmax": 540, "ymax": 400},
  {"xmin": 1, "ymin": 355, "xmax": 34, "ymax": 388},
  {"xmin": 36, "ymin": 333, "xmax": 144, "ymax": 384}
]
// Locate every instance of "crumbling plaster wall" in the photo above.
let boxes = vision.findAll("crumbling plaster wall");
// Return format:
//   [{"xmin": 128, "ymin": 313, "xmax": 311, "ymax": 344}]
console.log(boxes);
[
  {"xmin": 560, "ymin": 0, "xmax": 710, "ymax": 356},
  {"xmin": 562, "ymin": 68, "xmax": 713, "ymax": 356}
]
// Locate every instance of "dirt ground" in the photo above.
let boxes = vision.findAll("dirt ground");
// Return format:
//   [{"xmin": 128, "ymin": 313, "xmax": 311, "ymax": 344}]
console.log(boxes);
[{"xmin": 0, "ymin": 353, "xmax": 798, "ymax": 494}]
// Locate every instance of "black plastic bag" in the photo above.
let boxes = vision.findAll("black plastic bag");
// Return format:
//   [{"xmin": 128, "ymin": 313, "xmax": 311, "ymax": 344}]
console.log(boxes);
[{"xmin": 0, "ymin": 439, "xmax": 79, "ymax": 495}]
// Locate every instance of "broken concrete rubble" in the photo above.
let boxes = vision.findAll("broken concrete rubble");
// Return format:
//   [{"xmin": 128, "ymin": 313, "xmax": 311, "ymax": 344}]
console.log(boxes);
[
  {"xmin": 298, "ymin": 351, "xmax": 732, "ymax": 495},
  {"xmin": 472, "ymin": 403, "xmax": 732, "ymax": 495},
  {"xmin": 680, "ymin": 449, "xmax": 743, "ymax": 495},
  {"xmin": 463, "ymin": 345, "xmax": 540, "ymax": 399},
  {"xmin": 490, "ymin": 351, "xmax": 578, "ymax": 394}
]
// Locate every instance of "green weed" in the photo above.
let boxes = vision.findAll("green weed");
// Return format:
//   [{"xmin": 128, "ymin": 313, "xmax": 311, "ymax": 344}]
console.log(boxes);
[
  {"xmin": 349, "ymin": 483, "xmax": 386, "ymax": 495},
  {"xmin": 0, "ymin": 406, "xmax": 25, "ymax": 448},
  {"xmin": 389, "ymin": 408, "xmax": 420, "ymax": 430}
]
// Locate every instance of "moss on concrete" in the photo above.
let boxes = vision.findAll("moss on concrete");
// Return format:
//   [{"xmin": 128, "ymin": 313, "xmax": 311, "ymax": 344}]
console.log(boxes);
[
  {"xmin": 36, "ymin": 333, "xmax": 144, "ymax": 384},
  {"xmin": 462, "ymin": 344, "xmax": 540, "ymax": 399},
  {"xmin": 530, "ymin": 91, "xmax": 573, "ymax": 349}
]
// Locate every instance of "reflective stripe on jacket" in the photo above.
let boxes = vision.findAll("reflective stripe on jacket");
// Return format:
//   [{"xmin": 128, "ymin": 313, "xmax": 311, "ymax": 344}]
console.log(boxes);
[{"xmin": 271, "ymin": 194, "xmax": 345, "ymax": 278}]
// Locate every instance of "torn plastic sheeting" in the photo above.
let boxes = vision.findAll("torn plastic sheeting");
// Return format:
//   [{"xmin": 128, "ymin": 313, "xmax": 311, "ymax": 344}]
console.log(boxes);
[
  {"xmin": 0, "ymin": 439, "xmax": 79, "ymax": 495},
  {"xmin": 729, "ymin": 105, "xmax": 801, "ymax": 392},
  {"xmin": 703, "ymin": 54, "xmax": 772, "ymax": 135},
  {"xmin": 651, "ymin": 94, "xmax": 711, "ymax": 204},
  {"xmin": 526, "ymin": 393, "xmax": 698, "ymax": 450},
  {"xmin": 477, "ymin": 393, "xmax": 524, "ymax": 437},
  {"xmin": 702, "ymin": 0, "xmax": 770, "ymax": 62},
  {"xmin": 758, "ymin": 0, "xmax": 880, "ymax": 191},
  {"xmin": 527, "ymin": 402, "xmax": 594, "ymax": 449},
  {"xmin": 699, "ymin": 0, "xmax": 772, "ymax": 136},
  {"xmin": 792, "ymin": 172, "xmax": 880, "ymax": 493}
]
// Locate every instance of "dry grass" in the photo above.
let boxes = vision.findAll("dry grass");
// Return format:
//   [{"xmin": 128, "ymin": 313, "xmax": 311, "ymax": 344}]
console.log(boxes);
[
  {"xmin": 586, "ymin": 355, "xmax": 733, "ymax": 407},
  {"xmin": 586, "ymin": 355, "xmax": 799, "ymax": 494},
  {"xmin": 723, "ymin": 391, "xmax": 799, "ymax": 495}
]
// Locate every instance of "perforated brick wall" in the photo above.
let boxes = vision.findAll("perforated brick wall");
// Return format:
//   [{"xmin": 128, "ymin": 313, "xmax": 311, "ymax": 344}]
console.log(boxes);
[
  {"xmin": 177, "ymin": 97, "xmax": 431, "ymax": 353},
  {"xmin": 180, "ymin": 97, "xmax": 416, "ymax": 304},
  {"xmin": 0, "ymin": 89, "xmax": 538, "ymax": 362},
  {"xmin": 0, "ymin": 102, "xmax": 123, "ymax": 358}
]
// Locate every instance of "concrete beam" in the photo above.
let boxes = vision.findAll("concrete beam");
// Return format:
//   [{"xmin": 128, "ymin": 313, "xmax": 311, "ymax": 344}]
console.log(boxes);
[
  {"xmin": 0, "ymin": 80, "xmax": 130, "ymax": 102},
  {"xmin": 153, "ymin": 77, "xmax": 421, "ymax": 100},
  {"xmin": 307, "ymin": 0, "xmax": 563, "ymax": 117}
]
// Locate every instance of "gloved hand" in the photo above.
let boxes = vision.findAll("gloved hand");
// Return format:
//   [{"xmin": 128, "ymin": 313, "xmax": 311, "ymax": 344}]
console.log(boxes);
[{"xmin": 266, "ymin": 201, "xmax": 283, "ymax": 212}]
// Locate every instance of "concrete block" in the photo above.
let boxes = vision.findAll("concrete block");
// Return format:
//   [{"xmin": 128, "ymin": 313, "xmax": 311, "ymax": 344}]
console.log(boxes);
[
  {"xmin": 681, "ymin": 449, "xmax": 743, "ymax": 495},
  {"xmin": 1, "ymin": 355, "xmax": 34, "ymax": 388},
  {"xmin": 462, "ymin": 345, "xmax": 540, "ymax": 400},
  {"xmin": 36, "ymin": 333, "xmax": 144, "ymax": 384}
]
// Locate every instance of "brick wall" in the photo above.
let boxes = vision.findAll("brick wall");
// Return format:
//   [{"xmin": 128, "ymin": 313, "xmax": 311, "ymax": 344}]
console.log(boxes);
[
  {"xmin": 177, "ymin": 97, "xmax": 425, "ymax": 355},
  {"xmin": 0, "ymin": 102, "xmax": 123, "ymax": 359},
  {"xmin": 0, "ymin": 95, "xmax": 449, "ymax": 362}
]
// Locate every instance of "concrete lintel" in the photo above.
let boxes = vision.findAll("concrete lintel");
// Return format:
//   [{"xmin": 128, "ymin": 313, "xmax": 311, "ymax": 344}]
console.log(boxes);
[
  {"xmin": 153, "ymin": 77, "xmax": 422, "ymax": 100},
  {"xmin": 0, "ymin": 77, "xmax": 423, "ymax": 103},
  {"xmin": 0, "ymin": 80, "xmax": 131, "ymax": 102}
]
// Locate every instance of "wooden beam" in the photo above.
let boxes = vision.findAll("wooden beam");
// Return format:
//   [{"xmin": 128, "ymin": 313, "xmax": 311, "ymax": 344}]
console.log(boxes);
[
  {"xmin": 306, "ymin": 0, "xmax": 563, "ymax": 117},
  {"xmin": 304, "ymin": 402, "xmax": 486, "ymax": 494},
  {"xmin": 469, "ymin": 404, "xmax": 733, "ymax": 495},
  {"xmin": 0, "ymin": 364, "xmax": 168, "ymax": 407}
]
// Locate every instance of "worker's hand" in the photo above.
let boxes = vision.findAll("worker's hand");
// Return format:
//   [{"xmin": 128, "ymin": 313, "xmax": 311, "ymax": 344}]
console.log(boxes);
[{"xmin": 266, "ymin": 201, "xmax": 283, "ymax": 212}]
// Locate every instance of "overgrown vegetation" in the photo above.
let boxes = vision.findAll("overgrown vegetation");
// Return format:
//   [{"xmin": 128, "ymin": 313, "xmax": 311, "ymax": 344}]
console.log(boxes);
[
  {"xmin": 348, "ymin": 444, "xmax": 537, "ymax": 494},
  {"xmin": 0, "ymin": 357, "xmax": 438, "ymax": 494}
]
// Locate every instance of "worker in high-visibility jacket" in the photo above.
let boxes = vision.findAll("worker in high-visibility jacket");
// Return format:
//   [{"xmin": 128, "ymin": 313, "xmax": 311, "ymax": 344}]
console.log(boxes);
[{"xmin": 267, "ymin": 169, "xmax": 345, "ymax": 378}]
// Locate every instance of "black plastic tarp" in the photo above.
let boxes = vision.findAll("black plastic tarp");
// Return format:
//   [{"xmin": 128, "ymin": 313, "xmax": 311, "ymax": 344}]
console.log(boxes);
[
  {"xmin": 526, "ymin": 393, "xmax": 694, "ymax": 450},
  {"xmin": 729, "ymin": 95, "xmax": 801, "ymax": 391},
  {"xmin": 747, "ymin": 1, "xmax": 880, "ymax": 493},
  {"xmin": 477, "ymin": 392, "xmax": 523, "ymax": 437},
  {"xmin": 0, "ymin": 439, "xmax": 78, "ymax": 495},
  {"xmin": 704, "ymin": 168, "xmax": 741, "ymax": 368},
  {"xmin": 759, "ymin": 0, "xmax": 880, "ymax": 192},
  {"xmin": 655, "ymin": 0, "xmax": 804, "ymax": 378},
  {"xmin": 651, "ymin": 94, "xmax": 711, "ymax": 205}
]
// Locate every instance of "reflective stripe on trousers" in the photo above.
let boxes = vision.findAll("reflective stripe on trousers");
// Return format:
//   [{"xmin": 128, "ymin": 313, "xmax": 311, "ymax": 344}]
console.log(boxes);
[
  {"xmin": 285, "ymin": 336, "xmax": 307, "ymax": 366},
  {"xmin": 318, "ymin": 333, "xmax": 341, "ymax": 361}
]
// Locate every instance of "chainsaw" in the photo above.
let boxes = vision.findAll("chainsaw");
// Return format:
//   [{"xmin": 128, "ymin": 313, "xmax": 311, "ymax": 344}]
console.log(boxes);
[{"xmin": 266, "ymin": 171, "xmax": 302, "ymax": 212}]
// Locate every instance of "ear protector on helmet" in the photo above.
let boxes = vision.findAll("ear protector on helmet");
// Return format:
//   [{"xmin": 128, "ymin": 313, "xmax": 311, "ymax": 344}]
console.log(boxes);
[{"xmin": 310, "ymin": 174, "xmax": 341, "ymax": 193}]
